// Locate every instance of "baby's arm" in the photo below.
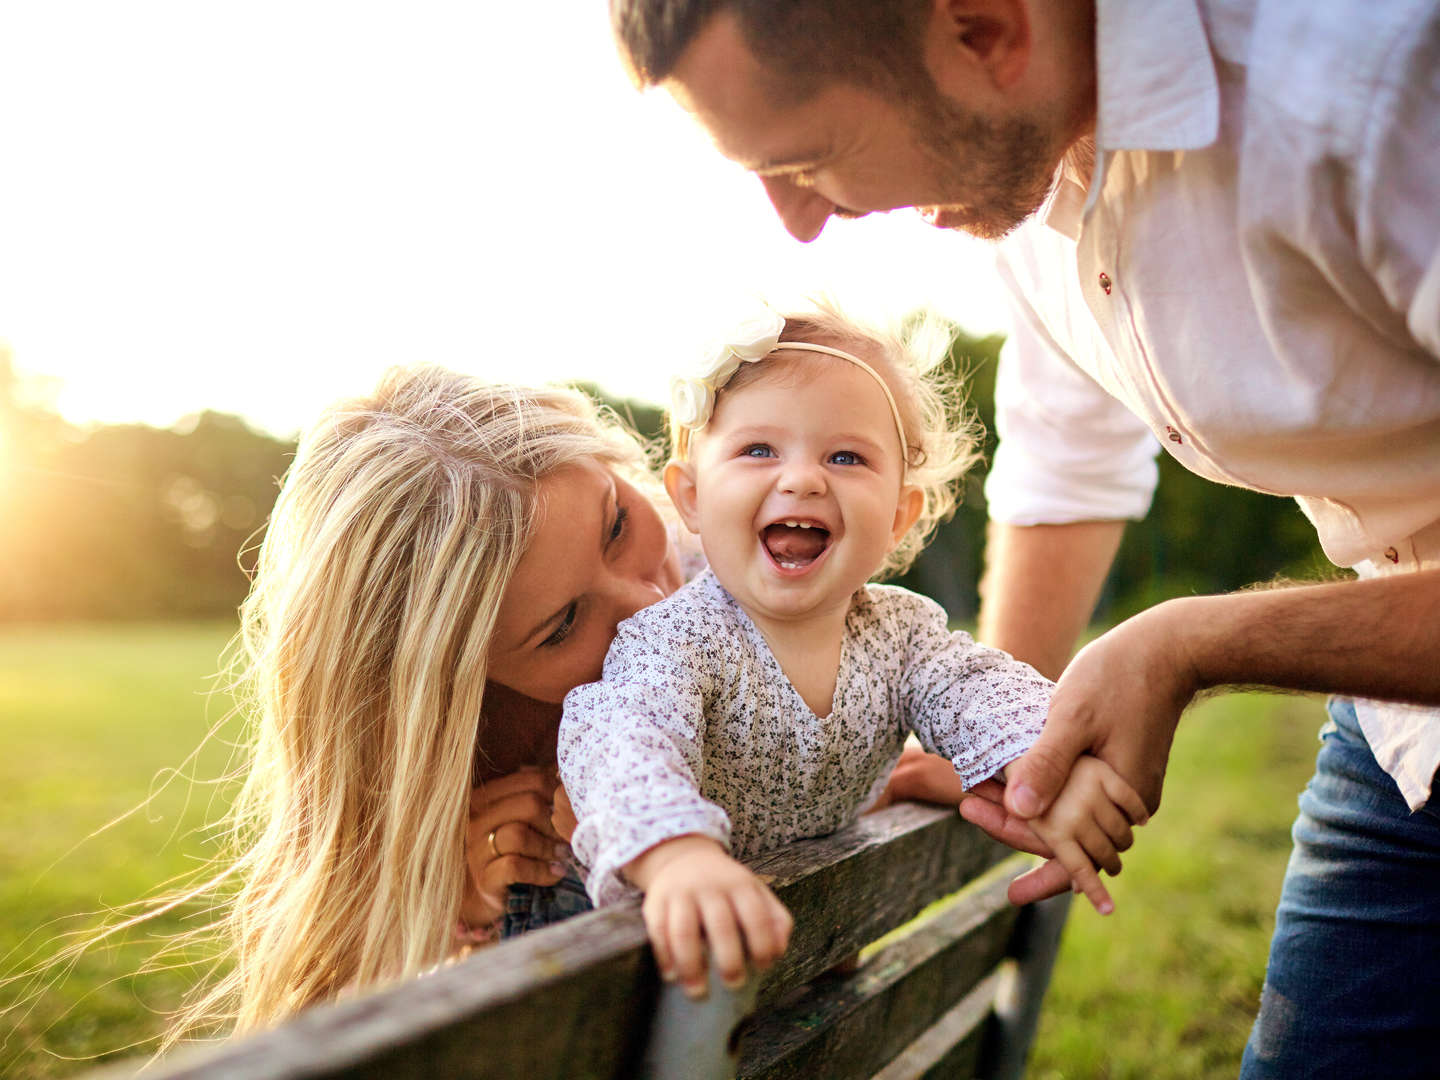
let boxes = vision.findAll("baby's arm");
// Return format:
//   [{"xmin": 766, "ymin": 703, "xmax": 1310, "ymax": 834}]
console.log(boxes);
[
  {"xmin": 626, "ymin": 835, "xmax": 793, "ymax": 1000},
  {"xmin": 1011, "ymin": 755, "xmax": 1149, "ymax": 914}
]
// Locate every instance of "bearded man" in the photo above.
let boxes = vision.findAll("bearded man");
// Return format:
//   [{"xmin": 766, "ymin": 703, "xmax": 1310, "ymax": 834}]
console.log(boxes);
[{"xmin": 609, "ymin": 2, "xmax": 1440, "ymax": 1075}]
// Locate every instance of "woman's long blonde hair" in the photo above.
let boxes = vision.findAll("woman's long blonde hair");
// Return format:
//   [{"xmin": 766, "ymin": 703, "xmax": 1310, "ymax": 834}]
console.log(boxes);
[{"xmin": 193, "ymin": 367, "xmax": 648, "ymax": 1034}]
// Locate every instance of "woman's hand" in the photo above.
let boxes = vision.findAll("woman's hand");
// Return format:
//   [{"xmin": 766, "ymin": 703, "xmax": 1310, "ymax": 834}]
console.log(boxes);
[{"xmin": 461, "ymin": 767, "xmax": 571, "ymax": 930}]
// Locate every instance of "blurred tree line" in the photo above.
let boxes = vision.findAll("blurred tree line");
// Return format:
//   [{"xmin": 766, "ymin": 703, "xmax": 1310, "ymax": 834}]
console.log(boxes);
[{"xmin": 0, "ymin": 331, "xmax": 1328, "ymax": 625}]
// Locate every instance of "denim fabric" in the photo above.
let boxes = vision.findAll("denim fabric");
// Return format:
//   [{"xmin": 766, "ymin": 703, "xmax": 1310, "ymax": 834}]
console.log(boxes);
[
  {"xmin": 501, "ymin": 872, "xmax": 592, "ymax": 939},
  {"xmin": 1240, "ymin": 698, "xmax": 1440, "ymax": 1079}
]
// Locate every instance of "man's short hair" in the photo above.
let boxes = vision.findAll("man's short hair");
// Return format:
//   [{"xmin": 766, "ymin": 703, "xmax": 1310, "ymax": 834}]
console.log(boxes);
[{"xmin": 611, "ymin": 0, "xmax": 933, "ymax": 102}]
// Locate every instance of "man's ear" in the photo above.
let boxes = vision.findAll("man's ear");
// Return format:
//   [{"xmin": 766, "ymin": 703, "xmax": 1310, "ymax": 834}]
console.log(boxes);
[
  {"xmin": 926, "ymin": 0, "xmax": 1031, "ymax": 93},
  {"xmin": 663, "ymin": 460, "xmax": 702, "ymax": 534},
  {"xmin": 891, "ymin": 485, "xmax": 925, "ymax": 546}
]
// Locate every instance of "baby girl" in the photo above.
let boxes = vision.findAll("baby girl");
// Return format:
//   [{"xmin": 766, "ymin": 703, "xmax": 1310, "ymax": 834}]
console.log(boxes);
[{"xmin": 558, "ymin": 305, "xmax": 1146, "ymax": 999}]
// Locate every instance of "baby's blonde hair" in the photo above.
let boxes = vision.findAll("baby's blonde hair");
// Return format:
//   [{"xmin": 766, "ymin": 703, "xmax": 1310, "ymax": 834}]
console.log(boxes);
[
  {"xmin": 176, "ymin": 367, "xmax": 649, "ymax": 1037},
  {"xmin": 670, "ymin": 301, "xmax": 979, "ymax": 579}
]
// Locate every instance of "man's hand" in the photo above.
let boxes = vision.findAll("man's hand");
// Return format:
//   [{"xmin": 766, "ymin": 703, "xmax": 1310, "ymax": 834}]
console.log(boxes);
[
  {"xmin": 626, "ymin": 835, "xmax": 793, "ymax": 1000},
  {"xmin": 1003, "ymin": 601, "xmax": 1201, "ymax": 824}
]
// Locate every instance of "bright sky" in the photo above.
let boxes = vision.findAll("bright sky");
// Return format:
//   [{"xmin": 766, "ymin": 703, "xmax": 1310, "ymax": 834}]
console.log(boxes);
[{"xmin": 0, "ymin": 2, "xmax": 1008, "ymax": 437}]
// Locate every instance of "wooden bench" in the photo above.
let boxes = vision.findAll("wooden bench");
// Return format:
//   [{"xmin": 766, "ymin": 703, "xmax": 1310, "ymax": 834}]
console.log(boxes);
[{"xmin": 128, "ymin": 803, "xmax": 1069, "ymax": 1079}]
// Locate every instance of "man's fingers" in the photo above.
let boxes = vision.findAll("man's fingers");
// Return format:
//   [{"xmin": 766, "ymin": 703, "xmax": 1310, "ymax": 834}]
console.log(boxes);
[
  {"xmin": 1006, "ymin": 857, "xmax": 1072, "ymax": 906},
  {"xmin": 959, "ymin": 794, "xmax": 1055, "ymax": 857},
  {"xmin": 1003, "ymin": 720, "xmax": 1093, "ymax": 819},
  {"xmin": 487, "ymin": 821, "xmax": 567, "ymax": 864},
  {"xmin": 551, "ymin": 783, "xmax": 578, "ymax": 842}
]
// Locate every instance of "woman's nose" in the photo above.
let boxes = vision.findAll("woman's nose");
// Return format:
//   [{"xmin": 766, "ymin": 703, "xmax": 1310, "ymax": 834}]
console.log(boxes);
[
  {"xmin": 608, "ymin": 573, "xmax": 667, "ymax": 626},
  {"xmin": 759, "ymin": 176, "xmax": 834, "ymax": 243}
]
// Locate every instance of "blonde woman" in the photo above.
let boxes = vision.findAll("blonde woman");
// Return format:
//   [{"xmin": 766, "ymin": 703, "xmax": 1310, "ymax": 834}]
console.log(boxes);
[{"xmin": 209, "ymin": 352, "xmax": 967, "ymax": 1036}]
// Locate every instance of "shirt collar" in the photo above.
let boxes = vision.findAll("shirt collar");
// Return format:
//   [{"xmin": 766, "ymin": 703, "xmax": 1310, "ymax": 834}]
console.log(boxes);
[{"xmin": 1045, "ymin": 0, "xmax": 1221, "ymax": 231}]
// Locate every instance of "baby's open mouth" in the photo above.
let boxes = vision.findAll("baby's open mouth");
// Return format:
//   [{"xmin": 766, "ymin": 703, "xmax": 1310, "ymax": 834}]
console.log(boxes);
[{"xmin": 761, "ymin": 520, "xmax": 831, "ymax": 570}]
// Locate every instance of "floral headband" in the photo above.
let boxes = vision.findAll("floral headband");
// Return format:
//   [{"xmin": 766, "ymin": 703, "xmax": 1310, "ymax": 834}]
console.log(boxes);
[{"xmin": 670, "ymin": 310, "xmax": 910, "ymax": 462}]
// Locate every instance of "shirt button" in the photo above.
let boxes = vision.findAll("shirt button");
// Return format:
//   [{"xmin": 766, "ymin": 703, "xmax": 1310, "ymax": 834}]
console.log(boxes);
[
  {"xmin": 1098, "ymin": 271, "xmax": 1113, "ymax": 295},
  {"xmin": 1384, "ymin": 546, "xmax": 1399, "ymax": 563},
  {"xmin": 1164, "ymin": 425, "xmax": 1183, "ymax": 445}
]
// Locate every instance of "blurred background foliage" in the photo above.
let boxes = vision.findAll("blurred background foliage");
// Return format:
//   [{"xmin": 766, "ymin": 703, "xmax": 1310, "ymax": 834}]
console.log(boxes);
[{"xmin": 0, "ymin": 329, "xmax": 1330, "ymax": 625}]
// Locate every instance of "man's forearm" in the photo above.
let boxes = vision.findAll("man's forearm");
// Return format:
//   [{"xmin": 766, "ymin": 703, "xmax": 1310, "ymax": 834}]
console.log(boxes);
[
  {"xmin": 1172, "ymin": 569, "xmax": 1440, "ymax": 703},
  {"xmin": 979, "ymin": 520, "xmax": 1127, "ymax": 679}
]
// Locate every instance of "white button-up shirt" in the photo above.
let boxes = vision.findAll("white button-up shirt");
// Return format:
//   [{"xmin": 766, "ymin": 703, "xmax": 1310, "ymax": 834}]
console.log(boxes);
[{"xmin": 984, "ymin": 0, "xmax": 1440, "ymax": 807}]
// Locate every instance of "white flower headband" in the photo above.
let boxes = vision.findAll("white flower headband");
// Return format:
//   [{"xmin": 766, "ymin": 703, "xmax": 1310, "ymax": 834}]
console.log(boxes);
[{"xmin": 670, "ymin": 310, "xmax": 910, "ymax": 463}]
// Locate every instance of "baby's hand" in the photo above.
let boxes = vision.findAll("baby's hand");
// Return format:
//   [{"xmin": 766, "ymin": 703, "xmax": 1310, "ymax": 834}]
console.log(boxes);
[
  {"xmin": 1024, "ymin": 755, "xmax": 1149, "ymax": 915},
  {"xmin": 626, "ymin": 835, "xmax": 793, "ymax": 1000}
]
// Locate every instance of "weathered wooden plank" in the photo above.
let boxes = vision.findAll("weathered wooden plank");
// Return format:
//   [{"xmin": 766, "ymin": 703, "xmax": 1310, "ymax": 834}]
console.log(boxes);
[
  {"xmin": 121, "ymin": 806, "xmax": 1019, "ymax": 1080},
  {"xmin": 870, "ymin": 971, "xmax": 1003, "ymax": 1080},
  {"xmin": 736, "ymin": 863, "xmax": 1022, "ymax": 1080},
  {"xmin": 131, "ymin": 906, "xmax": 656, "ymax": 1080},
  {"xmin": 752, "ymin": 804, "xmax": 1014, "ymax": 1005}
]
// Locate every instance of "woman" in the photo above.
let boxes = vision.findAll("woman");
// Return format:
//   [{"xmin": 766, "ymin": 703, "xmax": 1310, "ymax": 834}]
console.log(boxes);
[{"xmin": 207, "ymin": 365, "xmax": 963, "ymax": 1036}]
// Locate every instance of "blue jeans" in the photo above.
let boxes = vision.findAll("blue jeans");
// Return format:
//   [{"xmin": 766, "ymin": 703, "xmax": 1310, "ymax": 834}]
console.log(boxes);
[
  {"xmin": 501, "ymin": 872, "xmax": 592, "ymax": 939},
  {"xmin": 1240, "ymin": 699, "xmax": 1440, "ymax": 1078}
]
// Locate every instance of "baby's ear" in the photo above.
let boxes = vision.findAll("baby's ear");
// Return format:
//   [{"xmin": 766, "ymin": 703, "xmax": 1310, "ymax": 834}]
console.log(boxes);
[
  {"xmin": 890, "ymin": 485, "xmax": 924, "ymax": 546},
  {"xmin": 663, "ymin": 460, "xmax": 702, "ymax": 534}
]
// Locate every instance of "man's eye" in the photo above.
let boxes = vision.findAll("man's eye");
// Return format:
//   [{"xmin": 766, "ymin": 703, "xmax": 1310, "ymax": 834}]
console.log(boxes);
[
  {"xmin": 541, "ymin": 603, "xmax": 577, "ymax": 648},
  {"xmin": 829, "ymin": 450, "xmax": 864, "ymax": 466},
  {"xmin": 742, "ymin": 444, "xmax": 776, "ymax": 458}
]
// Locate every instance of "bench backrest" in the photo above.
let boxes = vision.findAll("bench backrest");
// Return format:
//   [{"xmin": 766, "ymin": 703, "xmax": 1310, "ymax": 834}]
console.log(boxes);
[{"xmin": 126, "ymin": 803, "xmax": 1068, "ymax": 1080}]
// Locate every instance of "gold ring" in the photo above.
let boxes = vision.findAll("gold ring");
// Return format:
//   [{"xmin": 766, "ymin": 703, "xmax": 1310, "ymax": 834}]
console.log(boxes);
[{"xmin": 488, "ymin": 829, "xmax": 501, "ymax": 859}]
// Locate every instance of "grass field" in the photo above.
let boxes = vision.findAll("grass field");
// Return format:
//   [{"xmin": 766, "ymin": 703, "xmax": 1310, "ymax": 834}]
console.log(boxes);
[{"xmin": 0, "ymin": 621, "xmax": 1324, "ymax": 1078}]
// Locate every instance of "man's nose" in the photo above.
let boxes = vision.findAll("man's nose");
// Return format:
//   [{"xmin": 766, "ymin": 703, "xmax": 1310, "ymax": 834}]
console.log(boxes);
[{"xmin": 760, "ymin": 176, "xmax": 834, "ymax": 243}]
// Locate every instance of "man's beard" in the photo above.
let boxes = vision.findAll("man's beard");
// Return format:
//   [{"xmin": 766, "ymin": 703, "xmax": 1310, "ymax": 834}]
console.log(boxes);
[{"xmin": 907, "ymin": 86, "xmax": 1063, "ymax": 241}]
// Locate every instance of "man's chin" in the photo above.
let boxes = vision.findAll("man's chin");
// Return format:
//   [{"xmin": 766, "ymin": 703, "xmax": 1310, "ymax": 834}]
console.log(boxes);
[{"xmin": 916, "ymin": 204, "xmax": 1023, "ymax": 241}]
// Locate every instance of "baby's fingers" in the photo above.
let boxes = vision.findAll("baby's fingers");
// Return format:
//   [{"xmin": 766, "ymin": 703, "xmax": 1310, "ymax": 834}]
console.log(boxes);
[
  {"xmin": 1055, "ymin": 839, "xmax": 1114, "ymax": 915},
  {"xmin": 1092, "ymin": 798, "xmax": 1135, "ymax": 854},
  {"xmin": 1100, "ymin": 766, "xmax": 1151, "ymax": 827},
  {"xmin": 667, "ymin": 898, "xmax": 709, "ymax": 999},
  {"xmin": 730, "ymin": 885, "xmax": 792, "ymax": 976},
  {"xmin": 696, "ymin": 894, "xmax": 744, "ymax": 998}
]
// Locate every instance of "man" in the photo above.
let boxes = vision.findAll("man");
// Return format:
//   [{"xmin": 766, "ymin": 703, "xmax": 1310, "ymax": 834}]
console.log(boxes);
[{"xmin": 609, "ymin": 1, "xmax": 1440, "ymax": 1075}]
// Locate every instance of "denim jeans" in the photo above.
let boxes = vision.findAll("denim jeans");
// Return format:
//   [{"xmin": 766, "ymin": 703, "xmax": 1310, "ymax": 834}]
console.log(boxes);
[
  {"xmin": 1240, "ymin": 698, "xmax": 1440, "ymax": 1078},
  {"xmin": 501, "ymin": 872, "xmax": 593, "ymax": 939}
]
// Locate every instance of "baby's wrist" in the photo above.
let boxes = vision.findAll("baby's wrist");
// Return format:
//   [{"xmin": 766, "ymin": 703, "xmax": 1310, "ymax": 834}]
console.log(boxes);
[{"xmin": 625, "ymin": 834, "xmax": 725, "ymax": 890}]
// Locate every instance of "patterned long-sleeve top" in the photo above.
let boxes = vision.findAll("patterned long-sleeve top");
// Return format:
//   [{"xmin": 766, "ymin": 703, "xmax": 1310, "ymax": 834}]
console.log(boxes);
[{"xmin": 558, "ymin": 570, "xmax": 1053, "ymax": 907}]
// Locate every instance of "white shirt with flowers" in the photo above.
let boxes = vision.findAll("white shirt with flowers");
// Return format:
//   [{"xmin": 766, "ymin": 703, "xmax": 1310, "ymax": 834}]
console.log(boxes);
[{"xmin": 558, "ymin": 570, "xmax": 1052, "ymax": 907}]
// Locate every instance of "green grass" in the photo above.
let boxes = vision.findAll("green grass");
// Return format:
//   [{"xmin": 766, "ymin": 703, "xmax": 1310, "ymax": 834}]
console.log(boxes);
[
  {"xmin": 0, "ymin": 622, "xmax": 1324, "ymax": 1078},
  {"xmin": 1029, "ymin": 692, "xmax": 1321, "ymax": 1079},
  {"xmin": 0, "ymin": 621, "xmax": 242, "ymax": 1078}
]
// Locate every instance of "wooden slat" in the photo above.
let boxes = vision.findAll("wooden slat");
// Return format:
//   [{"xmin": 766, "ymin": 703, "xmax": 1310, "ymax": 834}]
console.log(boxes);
[
  {"xmin": 752, "ymin": 804, "xmax": 1014, "ymax": 1005},
  {"xmin": 120, "ymin": 805, "xmax": 1017, "ymax": 1080},
  {"xmin": 871, "ymin": 971, "xmax": 1005, "ymax": 1080},
  {"xmin": 737, "ymin": 862, "xmax": 1023, "ymax": 1080}
]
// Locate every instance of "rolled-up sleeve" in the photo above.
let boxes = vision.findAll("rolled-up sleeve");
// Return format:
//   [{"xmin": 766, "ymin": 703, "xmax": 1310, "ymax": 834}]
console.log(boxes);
[{"xmin": 984, "ymin": 265, "xmax": 1161, "ymax": 525}]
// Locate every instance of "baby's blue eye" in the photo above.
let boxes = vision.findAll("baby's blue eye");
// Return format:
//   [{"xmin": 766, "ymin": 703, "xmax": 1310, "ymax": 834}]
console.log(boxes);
[
  {"xmin": 829, "ymin": 450, "xmax": 864, "ymax": 466},
  {"xmin": 742, "ymin": 444, "xmax": 775, "ymax": 458}
]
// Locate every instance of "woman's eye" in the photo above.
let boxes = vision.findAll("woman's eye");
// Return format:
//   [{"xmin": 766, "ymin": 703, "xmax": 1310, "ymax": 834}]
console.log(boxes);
[
  {"xmin": 609, "ymin": 505, "xmax": 629, "ymax": 544},
  {"xmin": 541, "ymin": 603, "xmax": 577, "ymax": 648},
  {"xmin": 742, "ymin": 444, "xmax": 775, "ymax": 458},
  {"xmin": 829, "ymin": 450, "xmax": 864, "ymax": 466}
]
